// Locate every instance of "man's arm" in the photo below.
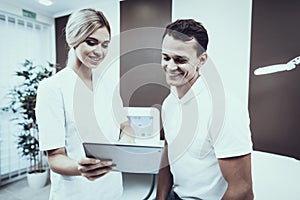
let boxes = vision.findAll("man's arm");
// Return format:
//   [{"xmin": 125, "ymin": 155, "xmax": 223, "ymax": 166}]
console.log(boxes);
[
  {"xmin": 156, "ymin": 141, "xmax": 173, "ymax": 200},
  {"xmin": 218, "ymin": 153, "xmax": 254, "ymax": 200}
]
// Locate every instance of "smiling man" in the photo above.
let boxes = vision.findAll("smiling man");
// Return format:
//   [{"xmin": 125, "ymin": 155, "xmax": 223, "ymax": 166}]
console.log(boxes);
[{"xmin": 156, "ymin": 19, "xmax": 254, "ymax": 200}]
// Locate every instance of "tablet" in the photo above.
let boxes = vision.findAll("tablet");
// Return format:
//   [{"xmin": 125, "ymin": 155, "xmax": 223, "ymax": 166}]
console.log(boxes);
[{"xmin": 83, "ymin": 142, "xmax": 164, "ymax": 174}]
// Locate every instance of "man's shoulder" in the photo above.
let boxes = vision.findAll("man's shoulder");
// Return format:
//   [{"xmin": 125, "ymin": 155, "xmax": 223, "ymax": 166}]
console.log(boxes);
[{"xmin": 162, "ymin": 92, "xmax": 177, "ymax": 108}]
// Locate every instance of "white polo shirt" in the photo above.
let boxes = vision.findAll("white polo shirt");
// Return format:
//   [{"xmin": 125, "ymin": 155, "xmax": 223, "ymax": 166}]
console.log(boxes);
[
  {"xmin": 36, "ymin": 67, "xmax": 123, "ymax": 200},
  {"xmin": 162, "ymin": 76, "xmax": 253, "ymax": 200}
]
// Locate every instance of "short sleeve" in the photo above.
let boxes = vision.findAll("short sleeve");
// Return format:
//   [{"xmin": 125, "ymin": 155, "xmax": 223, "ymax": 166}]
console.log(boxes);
[
  {"xmin": 114, "ymin": 93, "xmax": 127, "ymax": 124},
  {"xmin": 214, "ymin": 95, "xmax": 253, "ymax": 158},
  {"xmin": 36, "ymin": 80, "xmax": 66, "ymax": 151}
]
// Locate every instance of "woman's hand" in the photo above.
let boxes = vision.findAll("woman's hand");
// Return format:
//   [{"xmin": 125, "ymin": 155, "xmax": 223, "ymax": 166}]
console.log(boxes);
[
  {"xmin": 119, "ymin": 121, "xmax": 136, "ymax": 143},
  {"xmin": 78, "ymin": 158, "xmax": 115, "ymax": 181}
]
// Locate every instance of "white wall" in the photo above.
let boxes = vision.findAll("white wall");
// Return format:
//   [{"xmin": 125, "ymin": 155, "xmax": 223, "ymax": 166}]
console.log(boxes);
[
  {"xmin": 0, "ymin": 1, "xmax": 54, "ymax": 25},
  {"xmin": 0, "ymin": 1, "xmax": 56, "ymax": 65},
  {"xmin": 173, "ymin": 0, "xmax": 252, "ymax": 105}
]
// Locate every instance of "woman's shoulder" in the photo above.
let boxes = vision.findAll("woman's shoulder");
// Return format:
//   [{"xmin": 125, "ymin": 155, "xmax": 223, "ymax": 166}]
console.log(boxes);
[{"xmin": 39, "ymin": 67, "xmax": 74, "ymax": 89}]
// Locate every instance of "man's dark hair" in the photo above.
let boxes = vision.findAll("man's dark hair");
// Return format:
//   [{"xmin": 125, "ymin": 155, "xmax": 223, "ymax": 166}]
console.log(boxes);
[{"xmin": 162, "ymin": 19, "xmax": 209, "ymax": 56}]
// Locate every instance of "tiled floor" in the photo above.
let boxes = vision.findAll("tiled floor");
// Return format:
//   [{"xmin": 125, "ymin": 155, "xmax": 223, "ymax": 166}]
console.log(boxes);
[
  {"xmin": 0, "ymin": 177, "xmax": 51, "ymax": 200},
  {"xmin": 0, "ymin": 173, "xmax": 157, "ymax": 200}
]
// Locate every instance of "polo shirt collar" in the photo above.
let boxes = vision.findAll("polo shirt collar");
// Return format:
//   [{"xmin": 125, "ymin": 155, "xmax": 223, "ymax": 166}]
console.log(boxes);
[{"xmin": 170, "ymin": 76, "xmax": 205, "ymax": 104}]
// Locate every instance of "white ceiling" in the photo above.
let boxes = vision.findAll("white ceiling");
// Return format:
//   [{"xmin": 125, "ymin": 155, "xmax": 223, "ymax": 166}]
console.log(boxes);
[{"xmin": 0, "ymin": 0, "xmax": 118, "ymax": 18}]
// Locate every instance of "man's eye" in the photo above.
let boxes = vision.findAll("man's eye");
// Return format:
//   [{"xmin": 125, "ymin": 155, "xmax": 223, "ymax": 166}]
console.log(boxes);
[
  {"xmin": 174, "ymin": 58, "xmax": 187, "ymax": 64},
  {"xmin": 85, "ymin": 39, "xmax": 98, "ymax": 46}
]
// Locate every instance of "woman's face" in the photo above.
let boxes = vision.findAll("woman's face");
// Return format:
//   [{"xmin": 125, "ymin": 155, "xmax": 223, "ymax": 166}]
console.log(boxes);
[{"xmin": 75, "ymin": 26, "xmax": 110, "ymax": 69}]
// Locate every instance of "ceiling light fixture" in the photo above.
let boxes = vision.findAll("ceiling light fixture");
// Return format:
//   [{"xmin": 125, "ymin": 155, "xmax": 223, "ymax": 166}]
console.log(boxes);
[{"xmin": 38, "ymin": 0, "xmax": 53, "ymax": 6}]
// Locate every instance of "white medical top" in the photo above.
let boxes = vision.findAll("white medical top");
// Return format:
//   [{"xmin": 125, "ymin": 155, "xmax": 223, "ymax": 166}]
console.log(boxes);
[
  {"xmin": 162, "ymin": 76, "xmax": 253, "ymax": 200},
  {"xmin": 36, "ymin": 67, "xmax": 123, "ymax": 200}
]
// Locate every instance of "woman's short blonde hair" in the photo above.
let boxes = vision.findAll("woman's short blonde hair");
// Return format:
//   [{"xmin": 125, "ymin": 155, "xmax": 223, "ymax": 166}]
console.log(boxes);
[{"xmin": 65, "ymin": 8, "xmax": 111, "ymax": 48}]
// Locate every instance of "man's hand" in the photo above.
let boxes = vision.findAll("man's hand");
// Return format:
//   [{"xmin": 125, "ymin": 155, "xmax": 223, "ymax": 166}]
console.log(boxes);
[{"xmin": 78, "ymin": 158, "xmax": 115, "ymax": 181}]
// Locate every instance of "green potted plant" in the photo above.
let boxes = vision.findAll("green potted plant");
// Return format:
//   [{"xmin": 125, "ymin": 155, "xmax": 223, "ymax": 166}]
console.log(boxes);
[{"xmin": 2, "ymin": 59, "xmax": 54, "ymax": 188}]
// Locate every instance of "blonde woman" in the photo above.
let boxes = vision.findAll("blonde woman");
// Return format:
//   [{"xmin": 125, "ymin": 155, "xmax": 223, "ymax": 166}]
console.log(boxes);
[{"xmin": 36, "ymin": 9, "xmax": 124, "ymax": 199}]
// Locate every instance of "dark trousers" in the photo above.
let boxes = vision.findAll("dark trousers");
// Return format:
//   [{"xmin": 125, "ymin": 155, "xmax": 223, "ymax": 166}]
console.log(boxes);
[
  {"xmin": 167, "ymin": 189, "xmax": 182, "ymax": 200},
  {"xmin": 167, "ymin": 189, "xmax": 203, "ymax": 200}
]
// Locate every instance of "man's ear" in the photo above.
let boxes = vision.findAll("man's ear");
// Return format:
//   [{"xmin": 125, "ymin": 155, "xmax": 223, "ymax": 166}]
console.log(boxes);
[{"xmin": 199, "ymin": 52, "xmax": 208, "ymax": 66}]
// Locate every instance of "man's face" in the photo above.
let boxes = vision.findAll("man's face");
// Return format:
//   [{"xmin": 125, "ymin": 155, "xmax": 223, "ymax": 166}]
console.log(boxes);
[{"xmin": 161, "ymin": 35, "xmax": 202, "ymax": 87}]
